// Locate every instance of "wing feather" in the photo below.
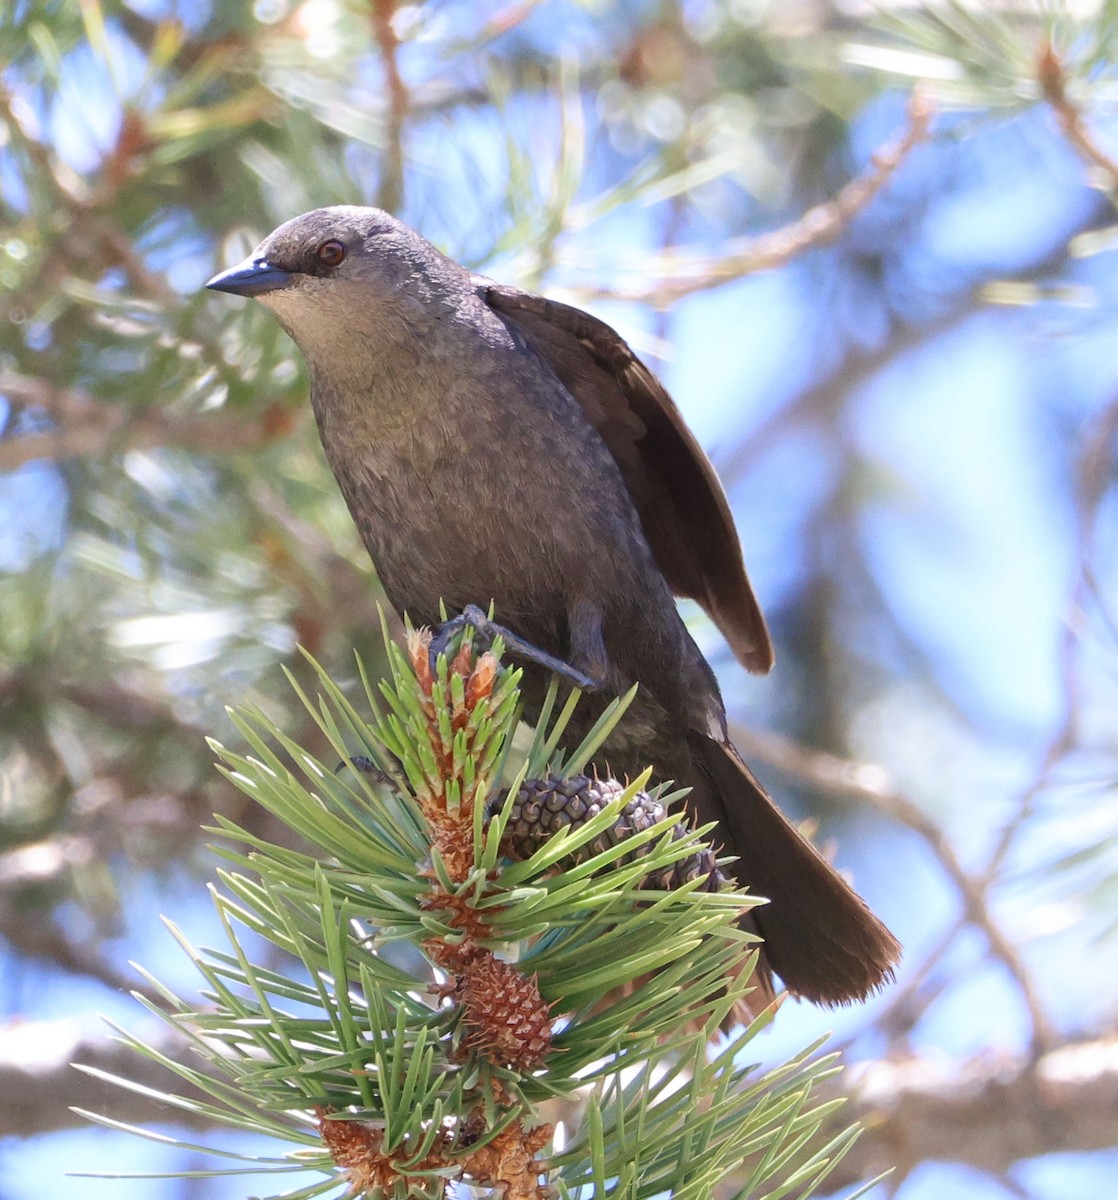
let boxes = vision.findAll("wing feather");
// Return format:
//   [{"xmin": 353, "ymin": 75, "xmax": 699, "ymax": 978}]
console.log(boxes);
[{"xmin": 486, "ymin": 284, "xmax": 773, "ymax": 674}]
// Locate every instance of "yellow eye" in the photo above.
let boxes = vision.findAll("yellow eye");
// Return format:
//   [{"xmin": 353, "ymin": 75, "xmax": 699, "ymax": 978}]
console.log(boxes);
[{"xmin": 317, "ymin": 239, "xmax": 346, "ymax": 267}]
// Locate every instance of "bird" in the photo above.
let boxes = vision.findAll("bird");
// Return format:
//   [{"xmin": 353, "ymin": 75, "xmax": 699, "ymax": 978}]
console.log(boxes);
[{"xmin": 207, "ymin": 205, "xmax": 900, "ymax": 1009}]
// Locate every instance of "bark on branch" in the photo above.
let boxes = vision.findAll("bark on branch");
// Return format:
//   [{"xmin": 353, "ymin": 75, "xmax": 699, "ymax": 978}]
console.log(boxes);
[
  {"xmin": 827, "ymin": 1034, "xmax": 1118, "ymax": 1190},
  {"xmin": 573, "ymin": 90, "xmax": 933, "ymax": 305}
]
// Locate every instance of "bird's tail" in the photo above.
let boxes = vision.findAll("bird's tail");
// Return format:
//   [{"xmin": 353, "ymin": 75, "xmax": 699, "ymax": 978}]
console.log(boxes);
[{"xmin": 686, "ymin": 731, "xmax": 901, "ymax": 1006}]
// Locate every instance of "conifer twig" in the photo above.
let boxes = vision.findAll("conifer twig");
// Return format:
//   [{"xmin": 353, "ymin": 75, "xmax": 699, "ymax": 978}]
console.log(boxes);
[
  {"xmin": 729, "ymin": 721, "xmax": 1058, "ymax": 1054},
  {"xmin": 0, "ymin": 371, "xmax": 296, "ymax": 472},
  {"xmin": 575, "ymin": 89, "xmax": 934, "ymax": 304},
  {"xmin": 369, "ymin": 0, "xmax": 408, "ymax": 213},
  {"xmin": 1038, "ymin": 39, "xmax": 1118, "ymax": 192},
  {"xmin": 75, "ymin": 635, "xmax": 865, "ymax": 1199}
]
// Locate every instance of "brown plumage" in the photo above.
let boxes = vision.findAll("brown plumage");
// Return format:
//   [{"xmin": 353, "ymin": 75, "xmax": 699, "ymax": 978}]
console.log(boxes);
[
  {"xmin": 484, "ymin": 287, "xmax": 773, "ymax": 675},
  {"xmin": 207, "ymin": 206, "xmax": 900, "ymax": 1011}
]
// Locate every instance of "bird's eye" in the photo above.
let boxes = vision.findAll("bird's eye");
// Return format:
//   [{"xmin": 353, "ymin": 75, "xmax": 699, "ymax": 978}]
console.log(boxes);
[{"xmin": 316, "ymin": 240, "xmax": 346, "ymax": 267}]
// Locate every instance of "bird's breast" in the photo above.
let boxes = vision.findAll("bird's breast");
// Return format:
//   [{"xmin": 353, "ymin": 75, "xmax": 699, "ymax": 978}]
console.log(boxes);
[
  {"xmin": 316, "ymin": 398, "xmax": 582, "ymax": 635},
  {"xmin": 309, "ymin": 346, "xmax": 688, "ymax": 676}
]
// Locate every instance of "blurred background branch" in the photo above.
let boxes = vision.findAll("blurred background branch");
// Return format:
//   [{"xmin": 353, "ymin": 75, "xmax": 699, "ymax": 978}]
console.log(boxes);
[{"xmin": 5, "ymin": 1021, "xmax": 1117, "ymax": 1187}]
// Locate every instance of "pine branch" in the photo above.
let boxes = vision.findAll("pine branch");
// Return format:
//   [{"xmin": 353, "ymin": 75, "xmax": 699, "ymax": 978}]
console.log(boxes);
[
  {"xmin": 571, "ymin": 90, "xmax": 933, "ymax": 305},
  {"xmin": 820, "ymin": 1033, "xmax": 1118, "ymax": 1191},
  {"xmin": 0, "ymin": 370, "xmax": 295, "ymax": 472},
  {"xmin": 368, "ymin": 0, "xmax": 408, "ymax": 213},
  {"xmin": 1038, "ymin": 39, "xmax": 1118, "ymax": 191},
  {"xmin": 729, "ymin": 720, "xmax": 1057, "ymax": 1054},
  {"xmin": 73, "ymin": 629, "xmax": 868, "ymax": 1199},
  {"xmin": 19, "ymin": 1019, "xmax": 1118, "ymax": 1181}
]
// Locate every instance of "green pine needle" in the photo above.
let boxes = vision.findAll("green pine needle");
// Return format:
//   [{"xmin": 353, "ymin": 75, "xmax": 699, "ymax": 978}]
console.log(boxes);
[{"xmin": 78, "ymin": 622, "xmax": 869, "ymax": 1198}]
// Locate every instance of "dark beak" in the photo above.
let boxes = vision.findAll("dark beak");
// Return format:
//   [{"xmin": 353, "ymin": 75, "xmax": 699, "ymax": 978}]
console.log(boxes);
[{"xmin": 206, "ymin": 257, "xmax": 293, "ymax": 297}]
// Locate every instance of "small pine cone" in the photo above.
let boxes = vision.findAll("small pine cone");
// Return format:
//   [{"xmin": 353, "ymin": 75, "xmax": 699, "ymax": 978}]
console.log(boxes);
[
  {"xmin": 642, "ymin": 824, "xmax": 725, "ymax": 893},
  {"xmin": 499, "ymin": 774, "xmax": 662, "ymax": 865},
  {"xmin": 459, "ymin": 953, "xmax": 552, "ymax": 1070},
  {"xmin": 497, "ymin": 774, "xmax": 725, "ymax": 890}
]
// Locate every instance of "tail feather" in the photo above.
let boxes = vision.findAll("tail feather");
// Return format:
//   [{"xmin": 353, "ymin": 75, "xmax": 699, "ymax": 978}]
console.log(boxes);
[{"xmin": 686, "ymin": 732, "xmax": 900, "ymax": 1005}]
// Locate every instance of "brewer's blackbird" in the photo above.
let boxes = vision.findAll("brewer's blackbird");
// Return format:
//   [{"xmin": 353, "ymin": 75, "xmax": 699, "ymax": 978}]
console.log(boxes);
[{"xmin": 207, "ymin": 206, "xmax": 900, "ymax": 1007}]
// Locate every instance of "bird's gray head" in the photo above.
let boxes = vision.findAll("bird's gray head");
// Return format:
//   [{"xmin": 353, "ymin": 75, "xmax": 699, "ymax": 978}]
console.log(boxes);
[{"xmin": 206, "ymin": 206, "xmax": 474, "ymax": 371}]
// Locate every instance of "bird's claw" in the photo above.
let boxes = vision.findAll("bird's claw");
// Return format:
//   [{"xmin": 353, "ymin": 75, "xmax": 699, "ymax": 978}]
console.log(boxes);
[
  {"xmin": 431, "ymin": 604, "xmax": 598, "ymax": 691},
  {"xmin": 336, "ymin": 754, "xmax": 392, "ymax": 785}
]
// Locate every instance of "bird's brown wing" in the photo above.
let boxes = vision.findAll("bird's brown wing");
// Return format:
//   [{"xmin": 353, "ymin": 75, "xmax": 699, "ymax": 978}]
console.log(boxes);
[{"xmin": 485, "ymin": 284, "xmax": 774, "ymax": 674}]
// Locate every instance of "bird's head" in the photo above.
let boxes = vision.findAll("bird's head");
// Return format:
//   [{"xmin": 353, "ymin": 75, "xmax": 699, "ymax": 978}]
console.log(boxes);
[{"xmin": 206, "ymin": 206, "xmax": 471, "ymax": 369}]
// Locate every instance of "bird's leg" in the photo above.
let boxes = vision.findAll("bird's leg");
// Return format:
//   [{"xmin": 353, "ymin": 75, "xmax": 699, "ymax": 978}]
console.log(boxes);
[
  {"xmin": 338, "ymin": 753, "xmax": 412, "ymax": 792},
  {"xmin": 567, "ymin": 597, "xmax": 611, "ymax": 689},
  {"xmin": 337, "ymin": 754, "xmax": 393, "ymax": 785},
  {"xmin": 430, "ymin": 604, "xmax": 598, "ymax": 691}
]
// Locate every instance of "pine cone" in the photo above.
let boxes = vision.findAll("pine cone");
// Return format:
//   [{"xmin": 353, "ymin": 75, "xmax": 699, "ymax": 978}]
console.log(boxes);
[
  {"xmin": 496, "ymin": 775, "xmax": 724, "ymax": 891},
  {"xmin": 459, "ymin": 953, "xmax": 552, "ymax": 1070}
]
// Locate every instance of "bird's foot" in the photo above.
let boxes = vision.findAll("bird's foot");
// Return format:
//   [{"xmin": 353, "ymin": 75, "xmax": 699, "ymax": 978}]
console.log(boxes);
[
  {"xmin": 337, "ymin": 754, "xmax": 392, "ymax": 785},
  {"xmin": 431, "ymin": 604, "xmax": 598, "ymax": 691}
]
